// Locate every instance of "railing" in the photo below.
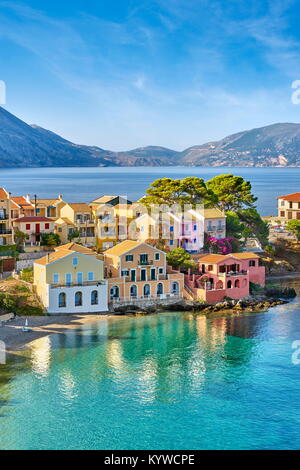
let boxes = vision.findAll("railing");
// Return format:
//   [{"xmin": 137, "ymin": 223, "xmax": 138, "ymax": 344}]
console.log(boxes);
[
  {"xmin": 50, "ymin": 280, "xmax": 106, "ymax": 289},
  {"xmin": 0, "ymin": 229, "xmax": 12, "ymax": 235},
  {"xmin": 109, "ymin": 293, "xmax": 183, "ymax": 303},
  {"xmin": 138, "ymin": 260, "xmax": 153, "ymax": 266},
  {"xmin": 0, "ymin": 216, "xmax": 9, "ymax": 221}
]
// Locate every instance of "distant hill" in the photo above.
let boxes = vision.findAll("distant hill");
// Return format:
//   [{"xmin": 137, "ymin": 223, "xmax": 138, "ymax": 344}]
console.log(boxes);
[
  {"xmin": 180, "ymin": 123, "xmax": 300, "ymax": 167},
  {"xmin": 1, "ymin": 107, "xmax": 300, "ymax": 167}
]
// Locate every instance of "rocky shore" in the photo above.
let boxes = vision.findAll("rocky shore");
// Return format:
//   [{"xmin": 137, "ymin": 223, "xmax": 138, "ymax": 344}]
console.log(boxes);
[{"xmin": 113, "ymin": 285, "xmax": 297, "ymax": 316}]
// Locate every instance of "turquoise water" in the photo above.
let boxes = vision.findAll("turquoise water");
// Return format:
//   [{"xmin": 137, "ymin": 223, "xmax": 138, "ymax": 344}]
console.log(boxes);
[
  {"xmin": 2, "ymin": 166, "xmax": 300, "ymax": 215},
  {"xmin": 1, "ymin": 302, "xmax": 300, "ymax": 450}
]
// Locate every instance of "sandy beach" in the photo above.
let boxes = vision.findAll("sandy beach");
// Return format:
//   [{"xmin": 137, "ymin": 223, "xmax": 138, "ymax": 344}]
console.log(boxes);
[{"xmin": 0, "ymin": 313, "xmax": 113, "ymax": 353}]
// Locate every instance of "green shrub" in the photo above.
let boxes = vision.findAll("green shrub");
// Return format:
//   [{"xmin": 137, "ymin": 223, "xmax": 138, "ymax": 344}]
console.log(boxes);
[{"xmin": 20, "ymin": 268, "xmax": 33, "ymax": 283}]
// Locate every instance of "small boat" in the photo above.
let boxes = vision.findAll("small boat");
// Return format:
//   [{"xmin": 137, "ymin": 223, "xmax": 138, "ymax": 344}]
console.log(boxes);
[{"xmin": 22, "ymin": 319, "xmax": 31, "ymax": 333}]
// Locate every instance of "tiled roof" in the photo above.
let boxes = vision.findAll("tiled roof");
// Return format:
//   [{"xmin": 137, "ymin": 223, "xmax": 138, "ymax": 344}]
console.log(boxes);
[
  {"xmin": 34, "ymin": 249, "xmax": 74, "ymax": 265},
  {"xmin": 199, "ymin": 252, "xmax": 259, "ymax": 263},
  {"xmin": 104, "ymin": 240, "xmax": 143, "ymax": 256},
  {"xmin": 11, "ymin": 196, "xmax": 33, "ymax": 207},
  {"xmin": 14, "ymin": 216, "xmax": 53, "ymax": 222},
  {"xmin": 201, "ymin": 208, "xmax": 225, "ymax": 219},
  {"xmin": 55, "ymin": 217, "xmax": 74, "ymax": 225},
  {"xmin": 56, "ymin": 243, "xmax": 97, "ymax": 257},
  {"xmin": 0, "ymin": 188, "xmax": 9, "ymax": 199},
  {"xmin": 32, "ymin": 198, "xmax": 61, "ymax": 205},
  {"xmin": 67, "ymin": 203, "xmax": 91, "ymax": 212},
  {"xmin": 91, "ymin": 196, "xmax": 117, "ymax": 204},
  {"xmin": 277, "ymin": 192, "xmax": 300, "ymax": 202}
]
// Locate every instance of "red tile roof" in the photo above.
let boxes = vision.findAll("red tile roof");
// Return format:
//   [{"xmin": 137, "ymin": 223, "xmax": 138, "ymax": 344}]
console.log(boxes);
[
  {"xmin": 0, "ymin": 188, "xmax": 9, "ymax": 199},
  {"xmin": 277, "ymin": 192, "xmax": 300, "ymax": 202},
  {"xmin": 14, "ymin": 216, "xmax": 54, "ymax": 222},
  {"xmin": 11, "ymin": 196, "xmax": 34, "ymax": 208}
]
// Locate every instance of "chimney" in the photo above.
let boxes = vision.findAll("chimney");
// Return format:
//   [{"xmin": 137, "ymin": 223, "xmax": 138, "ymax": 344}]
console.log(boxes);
[
  {"xmin": 58, "ymin": 194, "xmax": 63, "ymax": 201},
  {"xmin": 47, "ymin": 253, "xmax": 50, "ymax": 263}
]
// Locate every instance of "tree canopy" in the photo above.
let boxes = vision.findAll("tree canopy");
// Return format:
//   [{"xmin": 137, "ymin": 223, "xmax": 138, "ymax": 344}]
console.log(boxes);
[
  {"xmin": 286, "ymin": 220, "xmax": 300, "ymax": 240},
  {"xmin": 206, "ymin": 174, "xmax": 257, "ymax": 211},
  {"xmin": 141, "ymin": 177, "xmax": 217, "ymax": 209}
]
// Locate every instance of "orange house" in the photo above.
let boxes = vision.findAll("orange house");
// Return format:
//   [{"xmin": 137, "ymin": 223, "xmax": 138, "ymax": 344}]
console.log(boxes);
[{"xmin": 104, "ymin": 240, "xmax": 184, "ymax": 303}]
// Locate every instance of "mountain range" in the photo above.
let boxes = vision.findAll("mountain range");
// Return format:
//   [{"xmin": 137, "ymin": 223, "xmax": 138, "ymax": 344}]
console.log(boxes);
[{"xmin": 1, "ymin": 106, "xmax": 300, "ymax": 167}]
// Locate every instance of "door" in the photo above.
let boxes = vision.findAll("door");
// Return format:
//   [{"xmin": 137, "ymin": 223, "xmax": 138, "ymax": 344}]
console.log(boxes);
[
  {"xmin": 151, "ymin": 268, "xmax": 156, "ymax": 280},
  {"xmin": 36, "ymin": 224, "xmax": 40, "ymax": 233},
  {"xmin": 141, "ymin": 269, "xmax": 146, "ymax": 281},
  {"xmin": 288, "ymin": 212, "xmax": 293, "ymax": 219},
  {"xmin": 130, "ymin": 270, "xmax": 136, "ymax": 281},
  {"xmin": 65, "ymin": 273, "xmax": 72, "ymax": 286}
]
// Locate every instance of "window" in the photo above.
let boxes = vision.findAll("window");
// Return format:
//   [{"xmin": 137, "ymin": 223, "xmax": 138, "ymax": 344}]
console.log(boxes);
[
  {"xmin": 208, "ymin": 265, "xmax": 213, "ymax": 271},
  {"xmin": 193, "ymin": 225, "xmax": 197, "ymax": 231},
  {"xmin": 141, "ymin": 269, "xmax": 146, "ymax": 281},
  {"xmin": 171, "ymin": 282, "xmax": 179, "ymax": 294},
  {"xmin": 88, "ymin": 272, "xmax": 94, "ymax": 281},
  {"xmin": 249, "ymin": 260, "xmax": 256, "ymax": 267},
  {"xmin": 53, "ymin": 273, "xmax": 59, "ymax": 283},
  {"xmin": 170, "ymin": 226, "xmax": 174, "ymax": 232},
  {"xmin": 170, "ymin": 240, "xmax": 174, "ymax": 246},
  {"xmin": 110, "ymin": 286, "xmax": 119, "ymax": 299},
  {"xmin": 65, "ymin": 273, "xmax": 72, "ymax": 285},
  {"xmin": 141, "ymin": 226, "xmax": 145, "ymax": 232},
  {"xmin": 36, "ymin": 208, "xmax": 40, "ymax": 214},
  {"xmin": 290, "ymin": 202, "xmax": 293, "ymax": 208},
  {"xmin": 75, "ymin": 291, "xmax": 82, "ymax": 306},
  {"xmin": 45, "ymin": 223, "xmax": 49, "ymax": 229},
  {"xmin": 159, "ymin": 267, "xmax": 164, "ymax": 274},
  {"xmin": 227, "ymin": 280, "xmax": 232, "ymax": 289},
  {"xmin": 280, "ymin": 211, "xmax": 285, "ymax": 217},
  {"xmin": 157, "ymin": 283, "xmax": 163, "ymax": 295},
  {"xmin": 185, "ymin": 224, "xmax": 189, "ymax": 231},
  {"xmin": 58, "ymin": 293, "xmax": 66, "ymax": 308},
  {"xmin": 281, "ymin": 200, "xmax": 285, "ymax": 206},
  {"xmin": 130, "ymin": 270, "xmax": 136, "ymax": 281},
  {"xmin": 155, "ymin": 253, "xmax": 160, "ymax": 260},
  {"xmin": 58, "ymin": 228, "xmax": 62, "ymax": 232},
  {"xmin": 26, "ymin": 224, "xmax": 30, "ymax": 230},
  {"xmin": 143, "ymin": 284, "xmax": 151, "ymax": 297},
  {"xmin": 77, "ymin": 272, "xmax": 83, "ymax": 284},
  {"xmin": 72, "ymin": 257, "xmax": 78, "ymax": 266},
  {"xmin": 151, "ymin": 268, "xmax": 156, "ymax": 280},
  {"xmin": 130, "ymin": 285, "xmax": 137, "ymax": 298},
  {"xmin": 91, "ymin": 290, "xmax": 98, "ymax": 305},
  {"xmin": 121, "ymin": 270, "xmax": 129, "ymax": 277},
  {"xmin": 140, "ymin": 254, "xmax": 148, "ymax": 265},
  {"xmin": 126, "ymin": 255, "xmax": 133, "ymax": 262}
]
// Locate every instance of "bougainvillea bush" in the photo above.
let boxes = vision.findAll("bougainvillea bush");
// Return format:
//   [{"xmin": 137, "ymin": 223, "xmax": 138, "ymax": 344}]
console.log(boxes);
[{"xmin": 205, "ymin": 236, "xmax": 240, "ymax": 255}]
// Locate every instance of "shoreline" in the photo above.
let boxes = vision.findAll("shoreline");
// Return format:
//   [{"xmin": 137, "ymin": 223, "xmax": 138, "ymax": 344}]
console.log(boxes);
[{"xmin": 0, "ymin": 313, "xmax": 114, "ymax": 354}]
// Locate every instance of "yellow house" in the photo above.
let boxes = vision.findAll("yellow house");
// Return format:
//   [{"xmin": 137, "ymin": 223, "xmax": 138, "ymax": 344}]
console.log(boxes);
[
  {"xmin": 55, "ymin": 203, "xmax": 95, "ymax": 246},
  {"xmin": 91, "ymin": 196, "xmax": 134, "ymax": 251},
  {"xmin": 34, "ymin": 247, "xmax": 107, "ymax": 314},
  {"xmin": 277, "ymin": 193, "xmax": 300, "ymax": 220},
  {"xmin": 32, "ymin": 195, "xmax": 66, "ymax": 218}
]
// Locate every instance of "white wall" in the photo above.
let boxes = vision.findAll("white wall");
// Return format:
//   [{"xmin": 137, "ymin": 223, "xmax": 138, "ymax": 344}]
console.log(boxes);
[{"xmin": 47, "ymin": 282, "xmax": 108, "ymax": 314}]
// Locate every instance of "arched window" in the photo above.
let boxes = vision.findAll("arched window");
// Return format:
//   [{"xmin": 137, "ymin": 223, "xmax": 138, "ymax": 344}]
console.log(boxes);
[
  {"xmin": 59, "ymin": 292, "xmax": 66, "ymax": 308},
  {"xmin": 227, "ymin": 280, "xmax": 232, "ymax": 289},
  {"xmin": 75, "ymin": 291, "xmax": 82, "ymax": 306},
  {"xmin": 91, "ymin": 290, "xmax": 98, "ymax": 305},
  {"xmin": 157, "ymin": 283, "xmax": 163, "ymax": 295},
  {"xmin": 171, "ymin": 282, "xmax": 179, "ymax": 294},
  {"xmin": 143, "ymin": 284, "xmax": 151, "ymax": 297},
  {"xmin": 130, "ymin": 285, "xmax": 137, "ymax": 298},
  {"xmin": 216, "ymin": 280, "xmax": 223, "ymax": 290},
  {"xmin": 234, "ymin": 279, "xmax": 240, "ymax": 288},
  {"xmin": 110, "ymin": 286, "xmax": 119, "ymax": 299}
]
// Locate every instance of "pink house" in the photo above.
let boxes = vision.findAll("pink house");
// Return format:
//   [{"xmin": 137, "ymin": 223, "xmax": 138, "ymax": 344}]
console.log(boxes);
[{"xmin": 185, "ymin": 252, "xmax": 265, "ymax": 303}]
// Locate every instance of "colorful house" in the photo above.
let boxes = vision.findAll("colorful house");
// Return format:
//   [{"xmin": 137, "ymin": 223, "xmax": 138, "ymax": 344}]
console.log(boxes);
[
  {"xmin": 32, "ymin": 196, "xmax": 66, "ymax": 218},
  {"xmin": 133, "ymin": 208, "xmax": 226, "ymax": 253},
  {"xmin": 56, "ymin": 203, "xmax": 95, "ymax": 245},
  {"xmin": 277, "ymin": 193, "xmax": 300, "ymax": 220},
  {"xmin": 0, "ymin": 188, "xmax": 14, "ymax": 245},
  {"xmin": 34, "ymin": 245, "xmax": 107, "ymax": 314},
  {"xmin": 185, "ymin": 252, "xmax": 265, "ymax": 302},
  {"xmin": 13, "ymin": 216, "xmax": 55, "ymax": 245},
  {"xmin": 11, "ymin": 195, "xmax": 35, "ymax": 218},
  {"xmin": 91, "ymin": 196, "xmax": 133, "ymax": 251},
  {"xmin": 104, "ymin": 240, "xmax": 184, "ymax": 303}
]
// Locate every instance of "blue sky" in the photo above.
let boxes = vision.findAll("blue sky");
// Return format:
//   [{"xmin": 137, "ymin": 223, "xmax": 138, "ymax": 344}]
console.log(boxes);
[{"xmin": 1, "ymin": 0, "xmax": 300, "ymax": 150}]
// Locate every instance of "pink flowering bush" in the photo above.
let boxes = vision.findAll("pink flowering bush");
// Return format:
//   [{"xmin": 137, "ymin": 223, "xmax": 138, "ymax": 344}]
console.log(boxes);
[{"xmin": 205, "ymin": 236, "xmax": 240, "ymax": 255}]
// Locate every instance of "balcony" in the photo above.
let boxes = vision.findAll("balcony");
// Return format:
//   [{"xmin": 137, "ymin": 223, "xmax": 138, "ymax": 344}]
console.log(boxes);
[
  {"xmin": 0, "ymin": 216, "xmax": 8, "ymax": 221},
  {"xmin": 138, "ymin": 259, "xmax": 153, "ymax": 266},
  {"xmin": 0, "ymin": 229, "xmax": 12, "ymax": 235},
  {"xmin": 50, "ymin": 280, "xmax": 106, "ymax": 289},
  {"xmin": 110, "ymin": 293, "xmax": 183, "ymax": 304}
]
